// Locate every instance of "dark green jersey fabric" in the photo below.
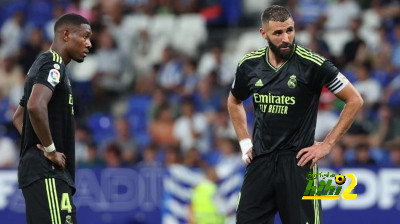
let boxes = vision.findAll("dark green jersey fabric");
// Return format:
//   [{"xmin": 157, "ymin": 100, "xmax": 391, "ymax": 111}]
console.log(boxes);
[
  {"xmin": 18, "ymin": 50, "xmax": 76, "ymax": 193},
  {"xmin": 231, "ymin": 44, "xmax": 340, "ymax": 157}
]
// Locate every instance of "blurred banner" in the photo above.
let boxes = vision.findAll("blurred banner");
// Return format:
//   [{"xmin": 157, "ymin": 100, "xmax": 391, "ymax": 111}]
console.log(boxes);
[{"xmin": 0, "ymin": 166, "xmax": 399, "ymax": 224}]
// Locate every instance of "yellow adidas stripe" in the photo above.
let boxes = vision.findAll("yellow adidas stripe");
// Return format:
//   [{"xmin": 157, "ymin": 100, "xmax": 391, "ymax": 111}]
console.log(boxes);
[
  {"xmin": 313, "ymin": 165, "xmax": 320, "ymax": 224},
  {"xmin": 296, "ymin": 50, "xmax": 323, "ymax": 66},
  {"xmin": 240, "ymin": 50, "xmax": 265, "ymax": 62},
  {"xmin": 296, "ymin": 46, "xmax": 325, "ymax": 62},
  {"xmin": 45, "ymin": 179, "xmax": 56, "ymax": 224},
  {"xmin": 296, "ymin": 48, "xmax": 324, "ymax": 64},
  {"xmin": 238, "ymin": 47, "xmax": 266, "ymax": 66},
  {"xmin": 50, "ymin": 50, "xmax": 63, "ymax": 64},
  {"xmin": 295, "ymin": 47, "xmax": 325, "ymax": 66},
  {"xmin": 51, "ymin": 178, "xmax": 62, "ymax": 224}
]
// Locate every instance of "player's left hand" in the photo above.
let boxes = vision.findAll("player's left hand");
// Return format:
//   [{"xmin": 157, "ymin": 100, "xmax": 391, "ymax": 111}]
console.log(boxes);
[{"xmin": 296, "ymin": 142, "xmax": 331, "ymax": 169}]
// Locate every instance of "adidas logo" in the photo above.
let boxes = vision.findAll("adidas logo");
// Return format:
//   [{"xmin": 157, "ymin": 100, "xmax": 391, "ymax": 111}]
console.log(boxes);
[{"xmin": 255, "ymin": 79, "xmax": 263, "ymax": 86}]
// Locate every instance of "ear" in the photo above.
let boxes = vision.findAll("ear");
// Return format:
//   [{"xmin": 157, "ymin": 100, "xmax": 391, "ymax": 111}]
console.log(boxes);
[
  {"xmin": 63, "ymin": 30, "xmax": 69, "ymax": 42},
  {"xmin": 259, "ymin": 27, "xmax": 267, "ymax": 39}
]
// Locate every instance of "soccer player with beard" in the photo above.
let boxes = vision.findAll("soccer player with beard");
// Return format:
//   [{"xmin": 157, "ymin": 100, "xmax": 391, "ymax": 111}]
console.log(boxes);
[{"xmin": 227, "ymin": 5, "xmax": 363, "ymax": 224}]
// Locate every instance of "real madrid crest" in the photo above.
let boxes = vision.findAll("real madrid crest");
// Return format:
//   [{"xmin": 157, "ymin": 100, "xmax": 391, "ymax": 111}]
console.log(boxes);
[{"xmin": 288, "ymin": 75, "xmax": 297, "ymax": 88}]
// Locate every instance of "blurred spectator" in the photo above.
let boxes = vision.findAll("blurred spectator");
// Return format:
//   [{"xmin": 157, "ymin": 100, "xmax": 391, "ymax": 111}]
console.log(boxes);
[
  {"xmin": 156, "ymin": 0, "xmax": 174, "ymax": 14},
  {"xmin": 75, "ymin": 124, "xmax": 92, "ymax": 165},
  {"xmin": 78, "ymin": 141, "xmax": 105, "ymax": 167},
  {"xmin": 172, "ymin": 0, "xmax": 200, "ymax": 14},
  {"xmin": 372, "ymin": 26, "xmax": 393, "ymax": 71},
  {"xmin": 293, "ymin": 0, "xmax": 327, "ymax": 28},
  {"xmin": 66, "ymin": 0, "xmax": 92, "ymax": 21},
  {"xmin": 92, "ymin": 28, "xmax": 125, "ymax": 108},
  {"xmin": 371, "ymin": 0, "xmax": 400, "ymax": 32},
  {"xmin": 0, "ymin": 50, "xmax": 24, "ymax": 101},
  {"xmin": 315, "ymin": 88, "xmax": 339, "ymax": 141},
  {"xmin": 148, "ymin": 88, "xmax": 179, "ymax": 121},
  {"xmin": 391, "ymin": 22, "xmax": 400, "ymax": 69},
  {"xmin": 0, "ymin": 10, "xmax": 28, "ymax": 56},
  {"xmin": 44, "ymin": 4, "xmax": 65, "ymax": 41},
  {"xmin": 137, "ymin": 143, "xmax": 161, "ymax": 167},
  {"xmin": 322, "ymin": 0, "xmax": 361, "ymax": 30},
  {"xmin": 131, "ymin": 29, "xmax": 152, "ymax": 76},
  {"xmin": 149, "ymin": 103, "xmax": 178, "ymax": 147},
  {"xmin": 197, "ymin": 45, "xmax": 235, "ymax": 87},
  {"xmin": 104, "ymin": 142, "xmax": 123, "ymax": 167},
  {"xmin": 340, "ymin": 17, "xmax": 368, "ymax": 68},
  {"xmin": 303, "ymin": 22, "xmax": 332, "ymax": 60},
  {"xmin": 188, "ymin": 166, "xmax": 225, "ymax": 224},
  {"xmin": 114, "ymin": 117, "xmax": 139, "ymax": 164},
  {"xmin": 368, "ymin": 104, "xmax": 393, "ymax": 148},
  {"xmin": 351, "ymin": 142, "xmax": 377, "ymax": 166},
  {"xmin": 173, "ymin": 99, "xmax": 210, "ymax": 154},
  {"xmin": 386, "ymin": 138, "xmax": 400, "ymax": 166},
  {"xmin": 342, "ymin": 108, "xmax": 370, "ymax": 149},
  {"xmin": 384, "ymin": 74, "xmax": 400, "ymax": 110},
  {"xmin": 211, "ymin": 109, "xmax": 236, "ymax": 141},
  {"xmin": 353, "ymin": 61, "xmax": 382, "ymax": 107},
  {"xmin": 86, "ymin": 3, "xmax": 104, "ymax": 53},
  {"xmin": 182, "ymin": 147, "xmax": 206, "ymax": 168},
  {"xmin": 328, "ymin": 142, "xmax": 347, "ymax": 167},
  {"xmin": 164, "ymin": 145, "xmax": 182, "ymax": 166},
  {"xmin": 156, "ymin": 46, "xmax": 183, "ymax": 93},
  {"xmin": 181, "ymin": 58, "xmax": 199, "ymax": 97},
  {"xmin": 0, "ymin": 134, "xmax": 17, "ymax": 168},
  {"xmin": 18, "ymin": 27, "xmax": 44, "ymax": 74},
  {"xmin": 192, "ymin": 76, "xmax": 221, "ymax": 113}
]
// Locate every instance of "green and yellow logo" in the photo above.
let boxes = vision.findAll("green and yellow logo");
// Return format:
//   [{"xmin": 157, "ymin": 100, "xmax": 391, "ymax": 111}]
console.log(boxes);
[
  {"xmin": 255, "ymin": 79, "xmax": 263, "ymax": 87},
  {"xmin": 302, "ymin": 172, "xmax": 357, "ymax": 200},
  {"xmin": 287, "ymin": 75, "xmax": 297, "ymax": 88}
]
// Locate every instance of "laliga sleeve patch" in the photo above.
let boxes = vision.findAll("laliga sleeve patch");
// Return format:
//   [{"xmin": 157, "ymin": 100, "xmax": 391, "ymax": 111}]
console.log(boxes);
[{"xmin": 47, "ymin": 69, "xmax": 61, "ymax": 87}]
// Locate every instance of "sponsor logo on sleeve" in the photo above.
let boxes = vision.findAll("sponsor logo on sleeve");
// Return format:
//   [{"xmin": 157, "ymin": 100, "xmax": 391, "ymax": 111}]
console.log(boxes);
[{"xmin": 47, "ymin": 69, "xmax": 60, "ymax": 87}]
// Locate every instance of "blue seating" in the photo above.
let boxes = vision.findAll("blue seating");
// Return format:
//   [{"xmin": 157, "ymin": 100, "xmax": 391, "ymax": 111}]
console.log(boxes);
[
  {"xmin": 86, "ymin": 113, "xmax": 115, "ymax": 145},
  {"xmin": 125, "ymin": 94, "xmax": 152, "ymax": 135}
]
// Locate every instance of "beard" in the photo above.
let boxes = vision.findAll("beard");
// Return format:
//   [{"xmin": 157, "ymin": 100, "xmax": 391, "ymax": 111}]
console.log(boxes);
[{"xmin": 267, "ymin": 37, "xmax": 295, "ymax": 61}]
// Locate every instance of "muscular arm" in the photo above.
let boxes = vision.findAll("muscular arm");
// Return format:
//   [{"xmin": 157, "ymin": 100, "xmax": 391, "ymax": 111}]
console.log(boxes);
[
  {"xmin": 323, "ymin": 80, "xmax": 364, "ymax": 148},
  {"xmin": 227, "ymin": 92, "xmax": 251, "ymax": 141},
  {"xmin": 297, "ymin": 75, "xmax": 364, "ymax": 168},
  {"xmin": 27, "ymin": 83, "xmax": 54, "ymax": 147},
  {"xmin": 13, "ymin": 105, "xmax": 24, "ymax": 135}
]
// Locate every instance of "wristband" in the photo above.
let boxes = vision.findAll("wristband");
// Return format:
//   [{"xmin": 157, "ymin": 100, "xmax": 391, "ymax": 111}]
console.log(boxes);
[
  {"xmin": 239, "ymin": 138, "xmax": 253, "ymax": 154},
  {"xmin": 44, "ymin": 142, "xmax": 56, "ymax": 153}
]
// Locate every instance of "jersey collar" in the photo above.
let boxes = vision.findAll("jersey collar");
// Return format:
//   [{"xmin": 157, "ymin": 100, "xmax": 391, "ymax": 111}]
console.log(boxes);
[{"xmin": 265, "ymin": 44, "xmax": 296, "ymax": 72}]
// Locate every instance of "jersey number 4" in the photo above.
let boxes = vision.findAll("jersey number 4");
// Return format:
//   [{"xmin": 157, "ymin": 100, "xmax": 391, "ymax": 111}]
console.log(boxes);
[{"xmin": 61, "ymin": 193, "xmax": 72, "ymax": 213}]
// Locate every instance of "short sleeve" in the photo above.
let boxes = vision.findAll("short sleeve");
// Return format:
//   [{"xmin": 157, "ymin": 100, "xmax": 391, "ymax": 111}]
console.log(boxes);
[
  {"xmin": 19, "ymin": 95, "xmax": 26, "ymax": 107},
  {"xmin": 230, "ymin": 64, "xmax": 251, "ymax": 101},
  {"xmin": 319, "ymin": 60, "xmax": 339, "ymax": 86},
  {"xmin": 34, "ymin": 59, "xmax": 63, "ymax": 92}
]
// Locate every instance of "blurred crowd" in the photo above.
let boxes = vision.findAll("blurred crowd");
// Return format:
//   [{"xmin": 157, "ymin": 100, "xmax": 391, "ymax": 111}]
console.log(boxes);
[{"xmin": 0, "ymin": 0, "xmax": 399, "ymax": 170}]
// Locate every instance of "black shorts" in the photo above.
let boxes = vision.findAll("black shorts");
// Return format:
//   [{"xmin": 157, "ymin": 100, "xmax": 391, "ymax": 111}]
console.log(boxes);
[
  {"xmin": 236, "ymin": 150, "xmax": 322, "ymax": 224},
  {"xmin": 22, "ymin": 178, "xmax": 77, "ymax": 224}
]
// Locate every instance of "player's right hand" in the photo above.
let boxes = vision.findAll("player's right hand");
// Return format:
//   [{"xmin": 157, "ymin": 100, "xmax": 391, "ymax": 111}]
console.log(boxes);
[
  {"xmin": 37, "ymin": 144, "xmax": 66, "ymax": 170},
  {"xmin": 242, "ymin": 148, "xmax": 253, "ymax": 165}
]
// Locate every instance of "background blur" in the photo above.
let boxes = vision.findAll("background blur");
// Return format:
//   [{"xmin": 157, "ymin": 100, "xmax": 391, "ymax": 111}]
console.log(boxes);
[{"xmin": 0, "ymin": 0, "xmax": 399, "ymax": 223}]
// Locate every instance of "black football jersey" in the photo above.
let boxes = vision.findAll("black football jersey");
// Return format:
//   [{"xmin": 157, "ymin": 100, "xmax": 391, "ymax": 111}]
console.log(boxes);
[
  {"xmin": 19, "ymin": 50, "xmax": 76, "ymax": 192},
  {"xmin": 231, "ymin": 44, "xmax": 343, "ymax": 157}
]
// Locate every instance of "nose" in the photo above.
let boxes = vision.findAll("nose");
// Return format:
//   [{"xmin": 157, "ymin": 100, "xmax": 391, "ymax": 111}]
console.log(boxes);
[
  {"xmin": 86, "ymin": 39, "xmax": 92, "ymax": 49},
  {"xmin": 282, "ymin": 33, "xmax": 289, "ymax": 43}
]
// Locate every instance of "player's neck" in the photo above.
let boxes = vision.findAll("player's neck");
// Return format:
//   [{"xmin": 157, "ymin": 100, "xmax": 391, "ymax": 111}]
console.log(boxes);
[
  {"xmin": 50, "ymin": 44, "xmax": 71, "ymax": 65},
  {"xmin": 267, "ymin": 52, "xmax": 286, "ymax": 68}
]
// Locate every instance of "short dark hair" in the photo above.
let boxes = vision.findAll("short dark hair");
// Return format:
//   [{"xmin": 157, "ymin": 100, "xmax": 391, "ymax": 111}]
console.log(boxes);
[
  {"xmin": 54, "ymin": 13, "xmax": 89, "ymax": 32},
  {"xmin": 261, "ymin": 5, "xmax": 292, "ymax": 24}
]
